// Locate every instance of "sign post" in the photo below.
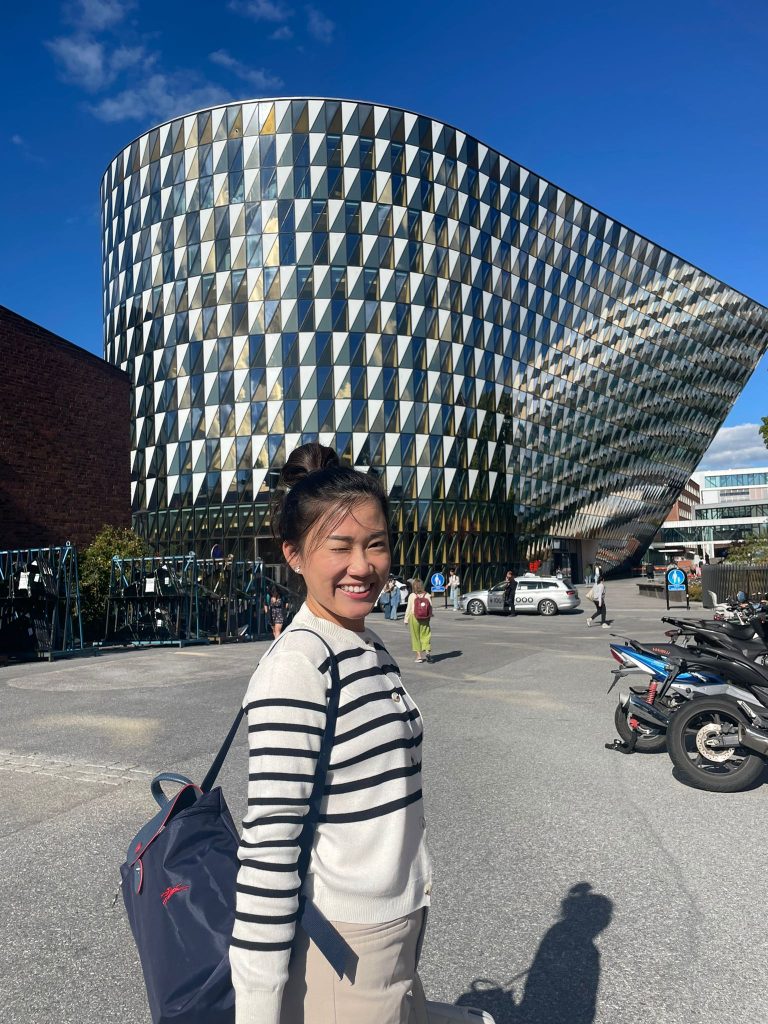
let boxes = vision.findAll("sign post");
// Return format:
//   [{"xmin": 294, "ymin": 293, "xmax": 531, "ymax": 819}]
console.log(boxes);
[
  {"xmin": 665, "ymin": 566, "xmax": 689, "ymax": 611},
  {"xmin": 430, "ymin": 572, "xmax": 445, "ymax": 595}
]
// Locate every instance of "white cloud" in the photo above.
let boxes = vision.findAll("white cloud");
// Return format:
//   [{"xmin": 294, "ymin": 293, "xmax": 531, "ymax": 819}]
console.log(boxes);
[
  {"xmin": 228, "ymin": 0, "xmax": 293, "ymax": 22},
  {"xmin": 696, "ymin": 423, "xmax": 768, "ymax": 471},
  {"xmin": 46, "ymin": 28, "xmax": 147, "ymax": 91},
  {"xmin": 209, "ymin": 50, "xmax": 283, "ymax": 90},
  {"xmin": 66, "ymin": 0, "xmax": 134, "ymax": 32},
  {"xmin": 305, "ymin": 5, "xmax": 333, "ymax": 43},
  {"xmin": 9, "ymin": 133, "xmax": 45, "ymax": 164},
  {"xmin": 89, "ymin": 73, "xmax": 233, "ymax": 124},
  {"xmin": 110, "ymin": 45, "xmax": 151, "ymax": 73},
  {"xmin": 46, "ymin": 35, "xmax": 108, "ymax": 91},
  {"xmin": 270, "ymin": 24, "xmax": 294, "ymax": 39},
  {"xmin": 47, "ymin": 0, "xmax": 284, "ymax": 124}
]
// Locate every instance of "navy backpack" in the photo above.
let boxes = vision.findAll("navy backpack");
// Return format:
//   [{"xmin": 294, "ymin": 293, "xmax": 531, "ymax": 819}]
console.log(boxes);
[{"xmin": 120, "ymin": 630, "xmax": 353, "ymax": 1024}]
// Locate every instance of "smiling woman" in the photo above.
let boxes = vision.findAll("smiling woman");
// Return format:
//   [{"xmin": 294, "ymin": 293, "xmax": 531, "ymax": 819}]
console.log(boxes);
[
  {"xmin": 230, "ymin": 441, "xmax": 433, "ymax": 1024},
  {"xmin": 272, "ymin": 442, "xmax": 392, "ymax": 631}
]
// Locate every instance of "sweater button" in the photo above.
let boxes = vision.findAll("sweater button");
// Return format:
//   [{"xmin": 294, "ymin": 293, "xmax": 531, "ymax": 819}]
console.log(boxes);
[
  {"xmin": 424, "ymin": 883, "xmax": 432, "ymax": 896},
  {"xmin": 391, "ymin": 692, "xmax": 401, "ymax": 702}
]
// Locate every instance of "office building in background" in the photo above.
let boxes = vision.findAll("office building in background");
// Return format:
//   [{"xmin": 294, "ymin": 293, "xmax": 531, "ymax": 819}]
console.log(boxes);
[{"xmin": 101, "ymin": 98, "xmax": 768, "ymax": 584}]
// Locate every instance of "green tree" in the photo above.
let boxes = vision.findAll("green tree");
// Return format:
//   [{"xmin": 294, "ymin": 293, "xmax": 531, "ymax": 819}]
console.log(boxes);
[
  {"xmin": 724, "ymin": 533, "xmax": 768, "ymax": 565},
  {"xmin": 79, "ymin": 525, "xmax": 150, "ymax": 637},
  {"xmin": 760, "ymin": 416, "xmax": 768, "ymax": 451}
]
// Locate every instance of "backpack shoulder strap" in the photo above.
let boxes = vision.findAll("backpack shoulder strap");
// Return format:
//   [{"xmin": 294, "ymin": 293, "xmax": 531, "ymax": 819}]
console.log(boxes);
[
  {"xmin": 200, "ymin": 623, "xmax": 314, "ymax": 792},
  {"xmin": 287, "ymin": 628, "xmax": 351, "ymax": 977},
  {"xmin": 200, "ymin": 706, "xmax": 245, "ymax": 793},
  {"xmin": 201, "ymin": 626, "xmax": 341, "ymax": 809},
  {"xmin": 204, "ymin": 624, "xmax": 352, "ymax": 976},
  {"xmin": 284, "ymin": 629, "xmax": 341, "ymax": 881}
]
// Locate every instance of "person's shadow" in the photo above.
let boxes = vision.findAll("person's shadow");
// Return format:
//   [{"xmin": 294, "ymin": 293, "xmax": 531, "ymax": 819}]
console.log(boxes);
[
  {"xmin": 455, "ymin": 882, "xmax": 613, "ymax": 1024},
  {"xmin": 429, "ymin": 650, "xmax": 462, "ymax": 663}
]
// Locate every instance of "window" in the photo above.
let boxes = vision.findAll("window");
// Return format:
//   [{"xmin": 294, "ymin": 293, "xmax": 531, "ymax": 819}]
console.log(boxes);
[{"xmin": 704, "ymin": 472, "xmax": 768, "ymax": 488}]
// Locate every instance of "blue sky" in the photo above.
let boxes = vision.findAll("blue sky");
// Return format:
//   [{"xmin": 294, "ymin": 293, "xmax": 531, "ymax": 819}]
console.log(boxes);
[{"xmin": 2, "ymin": 0, "xmax": 767, "ymax": 468}]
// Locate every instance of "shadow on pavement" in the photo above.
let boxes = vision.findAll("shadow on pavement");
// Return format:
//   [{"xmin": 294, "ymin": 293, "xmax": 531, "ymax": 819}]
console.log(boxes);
[
  {"xmin": 455, "ymin": 882, "xmax": 613, "ymax": 1024},
  {"xmin": 429, "ymin": 650, "xmax": 463, "ymax": 663}
]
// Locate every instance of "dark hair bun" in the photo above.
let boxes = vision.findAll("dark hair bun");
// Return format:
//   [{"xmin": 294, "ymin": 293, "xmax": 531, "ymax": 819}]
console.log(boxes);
[
  {"xmin": 269, "ymin": 442, "xmax": 388, "ymax": 549},
  {"xmin": 279, "ymin": 442, "xmax": 340, "ymax": 490}
]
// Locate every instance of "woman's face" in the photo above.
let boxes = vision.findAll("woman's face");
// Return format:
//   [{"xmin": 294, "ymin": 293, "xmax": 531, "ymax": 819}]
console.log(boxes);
[{"xmin": 283, "ymin": 498, "xmax": 391, "ymax": 632}]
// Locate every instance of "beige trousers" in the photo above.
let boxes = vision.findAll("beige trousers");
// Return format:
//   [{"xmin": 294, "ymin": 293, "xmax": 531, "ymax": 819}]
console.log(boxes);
[{"xmin": 280, "ymin": 909, "xmax": 429, "ymax": 1024}]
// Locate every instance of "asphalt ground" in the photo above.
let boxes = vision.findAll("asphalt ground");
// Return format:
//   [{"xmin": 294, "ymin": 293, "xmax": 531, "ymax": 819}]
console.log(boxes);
[{"xmin": 1, "ymin": 579, "xmax": 765, "ymax": 1024}]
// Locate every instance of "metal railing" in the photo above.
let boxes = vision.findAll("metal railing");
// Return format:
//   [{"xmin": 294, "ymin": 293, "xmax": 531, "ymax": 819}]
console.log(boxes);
[
  {"xmin": 0, "ymin": 544, "xmax": 84, "ymax": 660},
  {"xmin": 103, "ymin": 556, "xmax": 302, "ymax": 646},
  {"xmin": 701, "ymin": 564, "xmax": 768, "ymax": 608}
]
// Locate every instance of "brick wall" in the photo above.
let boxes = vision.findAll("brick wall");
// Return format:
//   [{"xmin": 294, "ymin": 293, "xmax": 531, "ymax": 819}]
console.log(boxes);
[{"xmin": 0, "ymin": 305, "xmax": 131, "ymax": 551}]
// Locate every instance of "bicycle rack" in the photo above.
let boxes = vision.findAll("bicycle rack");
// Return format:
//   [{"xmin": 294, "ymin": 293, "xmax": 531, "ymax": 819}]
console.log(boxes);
[
  {"xmin": 194, "ymin": 559, "xmax": 291, "ymax": 642},
  {"xmin": 0, "ymin": 543, "xmax": 84, "ymax": 661},
  {"xmin": 103, "ymin": 554, "xmax": 208, "ymax": 648}
]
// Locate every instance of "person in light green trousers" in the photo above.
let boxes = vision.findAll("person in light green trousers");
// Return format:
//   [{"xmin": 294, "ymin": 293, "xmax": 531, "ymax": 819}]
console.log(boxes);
[{"xmin": 404, "ymin": 578, "xmax": 433, "ymax": 663}]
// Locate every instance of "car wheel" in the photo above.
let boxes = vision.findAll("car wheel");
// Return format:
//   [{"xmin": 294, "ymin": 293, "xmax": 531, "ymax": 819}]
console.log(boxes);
[
  {"xmin": 467, "ymin": 599, "xmax": 486, "ymax": 616},
  {"xmin": 538, "ymin": 599, "xmax": 558, "ymax": 616}
]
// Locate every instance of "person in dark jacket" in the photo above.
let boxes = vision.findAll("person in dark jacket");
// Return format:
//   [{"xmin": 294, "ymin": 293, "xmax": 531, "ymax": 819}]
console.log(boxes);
[{"xmin": 503, "ymin": 570, "xmax": 517, "ymax": 616}]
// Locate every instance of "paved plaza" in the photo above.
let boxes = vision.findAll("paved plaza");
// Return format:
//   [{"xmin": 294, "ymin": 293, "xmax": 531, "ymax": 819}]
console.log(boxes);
[{"xmin": 2, "ymin": 579, "xmax": 766, "ymax": 1023}]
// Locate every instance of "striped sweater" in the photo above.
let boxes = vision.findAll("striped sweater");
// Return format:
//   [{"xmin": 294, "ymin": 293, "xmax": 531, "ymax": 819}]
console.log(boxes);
[{"xmin": 229, "ymin": 604, "xmax": 432, "ymax": 1024}]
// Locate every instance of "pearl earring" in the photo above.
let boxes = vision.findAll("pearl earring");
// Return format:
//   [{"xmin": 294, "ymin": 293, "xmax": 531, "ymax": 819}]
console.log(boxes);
[{"xmin": 295, "ymin": 564, "xmax": 302, "ymax": 574}]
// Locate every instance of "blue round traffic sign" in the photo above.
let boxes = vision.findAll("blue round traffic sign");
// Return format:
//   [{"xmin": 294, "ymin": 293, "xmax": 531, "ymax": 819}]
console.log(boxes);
[
  {"xmin": 666, "ymin": 568, "xmax": 686, "ymax": 591},
  {"xmin": 430, "ymin": 572, "xmax": 445, "ymax": 592}
]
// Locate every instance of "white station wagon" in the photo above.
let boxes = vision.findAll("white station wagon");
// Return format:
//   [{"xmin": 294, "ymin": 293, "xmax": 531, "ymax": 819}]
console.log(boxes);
[{"xmin": 459, "ymin": 576, "xmax": 581, "ymax": 617}]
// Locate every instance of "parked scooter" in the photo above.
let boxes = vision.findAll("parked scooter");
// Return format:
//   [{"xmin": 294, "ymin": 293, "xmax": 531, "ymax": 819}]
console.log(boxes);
[
  {"xmin": 608, "ymin": 647, "xmax": 760, "ymax": 753},
  {"xmin": 660, "ymin": 646, "xmax": 768, "ymax": 792},
  {"xmin": 607, "ymin": 614, "xmax": 768, "ymax": 752},
  {"xmin": 712, "ymin": 592, "xmax": 768, "ymax": 623},
  {"xmin": 660, "ymin": 614, "xmax": 768, "ymax": 661}
]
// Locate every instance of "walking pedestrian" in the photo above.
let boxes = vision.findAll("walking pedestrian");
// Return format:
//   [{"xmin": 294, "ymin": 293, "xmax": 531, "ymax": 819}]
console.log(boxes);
[
  {"xmin": 382, "ymin": 577, "xmax": 399, "ymax": 620},
  {"xmin": 404, "ymin": 578, "xmax": 433, "ymax": 662},
  {"xmin": 448, "ymin": 568, "xmax": 461, "ymax": 611},
  {"xmin": 378, "ymin": 579, "xmax": 392, "ymax": 619},
  {"xmin": 585, "ymin": 563, "xmax": 593, "ymax": 585},
  {"xmin": 503, "ymin": 569, "xmax": 517, "ymax": 616},
  {"xmin": 586, "ymin": 578, "xmax": 609, "ymax": 628},
  {"xmin": 231, "ymin": 441, "xmax": 432, "ymax": 1024},
  {"xmin": 264, "ymin": 585, "xmax": 286, "ymax": 640},
  {"xmin": 387, "ymin": 579, "xmax": 400, "ymax": 619}
]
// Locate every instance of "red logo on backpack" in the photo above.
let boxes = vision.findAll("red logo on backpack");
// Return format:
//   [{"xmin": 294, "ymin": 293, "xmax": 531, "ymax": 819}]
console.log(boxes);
[
  {"xmin": 413, "ymin": 595, "xmax": 431, "ymax": 621},
  {"xmin": 161, "ymin": 885, "xmax": 190, "ymax": 907}
]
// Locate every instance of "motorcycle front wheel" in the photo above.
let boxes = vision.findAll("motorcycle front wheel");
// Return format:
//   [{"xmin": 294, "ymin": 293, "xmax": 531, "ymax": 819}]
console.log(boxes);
[
  {"xmin": 613, "ymin": 702, "xmax": 667, "ymax": 753},
  {"xmin": 666, "ymin": 697, "xmax": 765, "ymax": 792}
]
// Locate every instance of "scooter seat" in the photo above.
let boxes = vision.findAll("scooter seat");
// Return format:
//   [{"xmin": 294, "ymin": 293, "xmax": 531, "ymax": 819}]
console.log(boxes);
[
  {"xmin": 722, "ymin": 623, "xmax": 758, "ymax": 641},
  {"xmin": 737, "ymin": 642, "xmax": 768, "ymax": 659}
]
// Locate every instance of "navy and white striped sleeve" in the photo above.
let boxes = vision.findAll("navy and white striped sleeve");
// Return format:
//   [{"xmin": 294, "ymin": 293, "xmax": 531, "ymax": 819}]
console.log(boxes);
[{"xmin": 230, "ymin": 649, "xmax": 328, "ymax": 1024}]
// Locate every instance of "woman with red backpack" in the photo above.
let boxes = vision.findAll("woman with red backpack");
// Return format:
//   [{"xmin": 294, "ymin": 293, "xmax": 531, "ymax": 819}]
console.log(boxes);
[{"xmin": 404, "ymin": 578, "xmax": 433, "ymax": 663}]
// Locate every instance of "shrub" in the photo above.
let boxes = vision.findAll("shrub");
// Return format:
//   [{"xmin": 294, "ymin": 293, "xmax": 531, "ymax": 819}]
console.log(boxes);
[
  {"xmin": 79, "ymin": 526, "xmax": 150, "ymax": 639},
  {"xmin": 687, "ymin": 579, "xmax": 702, "ymax": 602},
  {"xmin": 725, "ymin": 536, "xmax": 768, "ymax": 565}
]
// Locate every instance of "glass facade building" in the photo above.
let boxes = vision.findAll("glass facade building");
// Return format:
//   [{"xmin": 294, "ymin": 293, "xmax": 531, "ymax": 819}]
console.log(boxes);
[
  {"xmin": 657, "ymin": 467, "xmax": 768, "ymax": 560},
  {"xmin": 101, "ymin": 98, "xmax": 768, "ymax": 584}
]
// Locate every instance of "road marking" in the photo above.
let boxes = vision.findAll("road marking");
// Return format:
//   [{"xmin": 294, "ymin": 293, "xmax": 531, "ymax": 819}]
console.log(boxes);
[
  {"xmin": 32, "ymin": 714, "xmax": 163, "ymax": 748},
  {"xmin": 0, "ymin": 749, "xmax": 154, "ymax": 786},
  {"xmin": 176, "ymin": 649, "xmax": 229, "ymax": 656}
]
